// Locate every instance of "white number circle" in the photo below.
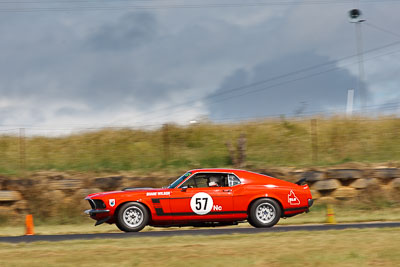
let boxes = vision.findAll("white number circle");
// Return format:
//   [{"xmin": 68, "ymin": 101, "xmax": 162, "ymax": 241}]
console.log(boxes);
[{"xmin": 190, "ymin": 192, "xmax": 213, "ymax": 215}]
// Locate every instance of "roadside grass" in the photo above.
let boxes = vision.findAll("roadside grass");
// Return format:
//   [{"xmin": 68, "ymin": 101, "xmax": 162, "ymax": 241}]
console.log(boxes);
[
  {"xmin": 1, "ymin": 204, "xmax": 400, "ymax": 237},
  {"xmin": 0, "ymin": 228, "xmax": 399, "ymax": 266},
  {"xmin": 2, "ymin": 116, "xmax": 400, "ymax": 174}
]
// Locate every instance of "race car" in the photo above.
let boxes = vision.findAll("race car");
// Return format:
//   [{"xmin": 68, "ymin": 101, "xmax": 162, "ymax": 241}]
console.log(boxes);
[{"xmin": 84, "ymin": 169, "xmax": 313, "ymax": 232}]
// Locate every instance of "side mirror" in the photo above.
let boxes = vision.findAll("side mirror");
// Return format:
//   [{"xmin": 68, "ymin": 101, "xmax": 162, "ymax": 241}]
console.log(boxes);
[{"xmin": 181, "ymin": 186, "xmax": 188, "ymax": 192}]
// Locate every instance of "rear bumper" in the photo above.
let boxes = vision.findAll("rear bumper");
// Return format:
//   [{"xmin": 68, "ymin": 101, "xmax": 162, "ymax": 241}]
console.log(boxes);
[{"xmin": 308, "ymin": 199, "xmax": 314, "ymax": 208}]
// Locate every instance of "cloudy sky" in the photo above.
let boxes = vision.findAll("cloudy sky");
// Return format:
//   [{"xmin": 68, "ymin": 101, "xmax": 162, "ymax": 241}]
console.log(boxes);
[{"xmin": 0, "ymin": 0, "xmax": 400, "ymax": 131}]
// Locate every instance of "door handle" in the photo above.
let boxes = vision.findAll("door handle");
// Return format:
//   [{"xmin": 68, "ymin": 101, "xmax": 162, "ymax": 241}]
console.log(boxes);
[{"xmin": 223, "ymin": 189, "xmax": 232, "ymax": 192}]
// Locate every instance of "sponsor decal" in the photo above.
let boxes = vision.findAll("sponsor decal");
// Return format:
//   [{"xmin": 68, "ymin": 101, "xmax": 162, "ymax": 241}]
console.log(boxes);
[
  {"xmin": 213, "ymin": 205, "xmax": 222, "ymax": 211},
  {"xmin": 190, "ymin": 192, "xmax": 213, "ymax": 215},
  {"xmin": 109, "ymin": 199, "xmax": 115, "ymax": 207},
  {"xmin": 146, "ymin": 191, "xmax": 171, "ymax": 196},
  {"xmin": 288, "ymin": 190, "xmax": 300, "ymax": 205}
]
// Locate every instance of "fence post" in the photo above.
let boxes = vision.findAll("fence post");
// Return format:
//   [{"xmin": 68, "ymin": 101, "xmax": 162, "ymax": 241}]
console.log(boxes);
[
  {"xmin": 311, "ymin": 119, "xmax": 318, "ymax": 164},
  {"xmin": 19, "ymin": 128, "xmax": 26, "ymax": 171},
  {"xmin": 162, "ymin": 124, "xmax": 170, "ymax": 164},
  {"xmin": 237, "ymin": 133, "xmax": 247, "ymax": 168}
]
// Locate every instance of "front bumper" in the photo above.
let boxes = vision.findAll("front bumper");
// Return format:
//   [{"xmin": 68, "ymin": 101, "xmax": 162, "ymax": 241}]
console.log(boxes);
[
  {"xmin": 84, "ymin": 209, "xmax": 111, "ymax": 226},
  {"xmin": 84, "ymin": 209, "xmax": 110, "ymax": 216}
]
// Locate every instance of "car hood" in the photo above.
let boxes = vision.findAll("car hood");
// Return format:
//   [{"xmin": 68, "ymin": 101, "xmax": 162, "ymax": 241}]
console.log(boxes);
[{"xmin": 86, "ymin": 188, "xmax": 167, "ymax": 199}]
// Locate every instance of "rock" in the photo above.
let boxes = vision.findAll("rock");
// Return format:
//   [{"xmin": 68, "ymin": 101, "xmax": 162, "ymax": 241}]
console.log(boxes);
[
  {"xmin": 288, "ymin": 170, "xmax": 306, "ymax": 181},
  {"xmin": 32, "ymin": 171, "xmax": 65, "ymax": 180},
  {"xmin": 0, "ymin": 190, "xmax": 22, "ymax": 202},
  {"xmin": 289, "ymin": 171, "xmax": 325, "ymax": 184},
  {"xmin": 373, "ymin": 168, "xmax": 399, "ymax": 180},
  {"xmin": 2, "ymin": 179, "xmax": 38, "ymax": 191},
  {"xmin": 350, "ymin": 179, "xmax": 368, "ymax": 189},
  {"xmin": 44, "ymin": 190, "xmax": 66, "ymax": 200},
  {"xmin": 0, "ymin": 206, "xmax": 16, "ymax": 216},
  {"xmin": 0, "ymin": 176, "xmax": 5, "ymax": 190},
  {"xmin": 332, "ymin": 187, "xmax": 358, "ymax": 199},
  {"xmin": 304, "ymin": 171, "xmax": 325, "ymax": 183},
  {"xmin": 310, "ymin": 189, "xmax": 321, "ymax": 200},
  {"xmin": 326, "ymin": 169, "xmax": 363, "ymax": 180},
  {"xmin": 11, "ymin": 200, "xmax": 28, "ymax": 213},
  {"xmin": 258, "ymin": 168, "xmax": 290, "ymax": 181},
  {"xmin": 389, "ymin": 178, "xmax": 400, "ymax": 189},
  {"xmin": 93, "ymin": 176, "xmax": 123, "ymax": 191},
  {"xmin": 313, "ymin": 179, "xmax": 341, "ymax": 191},
  {"xmin": 48, "ymin": 179, "xmax": 83, "ymax": 191},
  {"xmin": 365, "ymin": 178, "xmax": 381, "ymax": 188}
]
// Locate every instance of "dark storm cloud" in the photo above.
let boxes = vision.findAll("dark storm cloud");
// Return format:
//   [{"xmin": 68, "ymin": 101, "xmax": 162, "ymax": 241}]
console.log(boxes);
[
  {"xmin": 0, "ymin": 2, "xmax": 399, "ymax": 128},
  {"xmin": 87, "ymin": 12, "xmax": 158, "ymax": 51},
  {"xmin": 208, "ymin": 51, "xmax": 360, "ymax": 120},
  {"xmin": 0, "ymin": 12, "xmax": 165, "ymax": 111}
]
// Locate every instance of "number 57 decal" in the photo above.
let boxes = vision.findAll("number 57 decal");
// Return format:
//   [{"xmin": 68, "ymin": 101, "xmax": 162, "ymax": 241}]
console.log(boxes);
[{"xmin": 190, "ymin": 192, "xmax": 214, "ymax": 215}]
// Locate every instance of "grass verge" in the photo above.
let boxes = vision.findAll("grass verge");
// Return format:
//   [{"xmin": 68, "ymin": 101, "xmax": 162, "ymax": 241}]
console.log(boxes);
[
  {"xmin": 2, "ymin": 116, "xmax": 400, "ymax": 173},
  {"xmin": 1, "ymin": 204, "xmax": 400, "ymax": 236},
  {"xmin": 0, "ymin": 228, "xmax": 399, "ymax": 266}
]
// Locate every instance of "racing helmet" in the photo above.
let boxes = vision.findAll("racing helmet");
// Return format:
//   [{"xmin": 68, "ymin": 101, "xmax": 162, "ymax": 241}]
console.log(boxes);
[{"xmin": 208, "ymin": 176, "xmax": 220, "ymax": 187}]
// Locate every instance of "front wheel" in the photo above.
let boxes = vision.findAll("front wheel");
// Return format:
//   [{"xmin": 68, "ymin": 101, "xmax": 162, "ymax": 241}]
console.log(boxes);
[
  {"xmin": 248, "ymin": 198, "xmax": 281, "ymax": 228},
  {"xmin": 116, "ymin": 202, "xmax": 149, "ymax": 232}
]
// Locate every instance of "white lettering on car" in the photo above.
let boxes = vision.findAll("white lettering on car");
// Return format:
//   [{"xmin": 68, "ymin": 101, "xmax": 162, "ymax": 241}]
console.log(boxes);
[
  {"xmin": 213, "ymin": 205, "xmax": 222, "ymax": 211},
  {"xmin": 157, "ymin": 192, "xmax": 170, "ymax": 196},
  {"xmin": 146, "ymin": 192, "xmax": 170, "ymax": 196},
  {"xmin": 288, "ymin": 190, "xmax": 300, "ymax": 205}
]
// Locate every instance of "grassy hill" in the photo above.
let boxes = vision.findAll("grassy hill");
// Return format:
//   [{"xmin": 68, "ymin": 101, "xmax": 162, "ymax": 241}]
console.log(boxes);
[{"xmin": 1, "ymin": 116, "xmax": 400, "ymax": 175}]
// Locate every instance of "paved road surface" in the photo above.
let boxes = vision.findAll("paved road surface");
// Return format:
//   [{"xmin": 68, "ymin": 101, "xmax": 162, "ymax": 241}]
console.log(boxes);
[{"xmin": 1, "ymin": 222, "xmax": 399, "ymax": 243}]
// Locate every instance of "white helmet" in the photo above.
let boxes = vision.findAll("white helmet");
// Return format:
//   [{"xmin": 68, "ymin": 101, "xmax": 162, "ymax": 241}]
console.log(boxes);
[
  {"xmin": 208, "ymin": 177, "xmax": 220, "ymax": 187},
  {"xmin": 209, "ymin": 181, "xmax": 218, "ymax": 187}
]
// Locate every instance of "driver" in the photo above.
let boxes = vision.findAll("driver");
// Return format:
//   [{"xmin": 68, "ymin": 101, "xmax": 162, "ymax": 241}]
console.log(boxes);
[{"xmin": 208, "ymin": 176, "xmax": 220, "ymax": 187}]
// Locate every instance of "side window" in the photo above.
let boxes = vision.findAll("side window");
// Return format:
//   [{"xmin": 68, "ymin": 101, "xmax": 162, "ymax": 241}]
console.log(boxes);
[
  {"xmin": 208, "ymin": 174, "xmax": 228, "ymax": 187},
  {"xmin": 180, "ymin": 173, "xmax": 209, "ymax": 188},
  {"xmin": 228, "ymin": 174, "xmax": 241, "ymax": 187},
  {"xmin": 180, "ymin": 173, "xmax": 228, "ymax": 188}
]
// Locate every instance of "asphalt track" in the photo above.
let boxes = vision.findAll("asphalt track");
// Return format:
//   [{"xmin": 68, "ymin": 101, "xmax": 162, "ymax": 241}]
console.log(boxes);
[{"xmin": 1, "ymin": 222, "xmax": 399, "ymax": 243}]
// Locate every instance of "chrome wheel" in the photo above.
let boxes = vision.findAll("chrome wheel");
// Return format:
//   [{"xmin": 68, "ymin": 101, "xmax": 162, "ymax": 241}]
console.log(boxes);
[
  {"xmin": 255, "ymin": 203, "xmax": 276, "ymax": 224},
  {"xmin": 123, "ymin": 206, "xmax": 144, "ymax": 228}
]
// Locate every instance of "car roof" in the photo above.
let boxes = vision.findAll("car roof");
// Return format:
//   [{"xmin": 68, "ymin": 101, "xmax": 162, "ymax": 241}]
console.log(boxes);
[
  {"xmin": 186, "ymin": 168, "xmax": 293, "ymax": 186},
  {"xmin": 188, "ymin": 168, "xmax": 248, "ymax": 174}
]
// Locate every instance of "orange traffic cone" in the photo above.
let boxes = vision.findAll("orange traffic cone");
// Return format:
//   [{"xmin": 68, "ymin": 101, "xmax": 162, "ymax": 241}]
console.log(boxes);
[
  {"xmin": 25, "ymin": 214, "xmax": 34, "ymax": 235},
  {"xmin": 326, "ymin": 204, "xmax": 337, "ymax": 224}
]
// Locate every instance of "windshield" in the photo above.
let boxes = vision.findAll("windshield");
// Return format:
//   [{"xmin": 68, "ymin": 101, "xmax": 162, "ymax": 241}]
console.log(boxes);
[{"xmin": 168, "ymin": 172, "xmax": 192, "ymax": 188}]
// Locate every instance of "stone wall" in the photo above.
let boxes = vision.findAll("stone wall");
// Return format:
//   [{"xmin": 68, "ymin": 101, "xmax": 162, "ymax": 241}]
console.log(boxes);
[{"xmin": 0, "ymin": 167, "xmax": 399, "ymax": 221}]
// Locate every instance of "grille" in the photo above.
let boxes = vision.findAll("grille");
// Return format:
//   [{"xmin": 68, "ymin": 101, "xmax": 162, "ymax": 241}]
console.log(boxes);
[
  {"xmin": 88, "ymin": 199, "xmax": 95, "ymax": 209},
  {"xmin": 93, "ymin": 199, "xmax": 106, "ymax": 209},
  {"xmin": 88, "ymin": 199, "xmax": 106, "ymax": 209}
]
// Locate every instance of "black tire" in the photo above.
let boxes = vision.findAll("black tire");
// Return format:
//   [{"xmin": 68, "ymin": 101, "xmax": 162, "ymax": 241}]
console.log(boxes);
[
  {"xmin": 248, "ymin": 198, "xmax": 281, "ymax": 228},
  {"xmin": 116, "ymin": 202, "xmax": 149, "ymax": 232}
]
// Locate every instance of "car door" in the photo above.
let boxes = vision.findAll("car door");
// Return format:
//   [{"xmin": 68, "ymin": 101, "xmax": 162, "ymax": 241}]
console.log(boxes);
[{"xmin": 169, "ymin": 173, "xmax": 234, "ymax": 223}]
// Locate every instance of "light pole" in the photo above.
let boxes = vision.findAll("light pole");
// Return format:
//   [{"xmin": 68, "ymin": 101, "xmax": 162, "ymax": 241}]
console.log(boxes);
[{"xmin": 348, "ymin": 9, "xmax": 367, "ymax": 112}]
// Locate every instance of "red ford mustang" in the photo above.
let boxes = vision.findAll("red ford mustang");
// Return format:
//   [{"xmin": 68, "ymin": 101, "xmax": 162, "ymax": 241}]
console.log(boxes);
[{"xmin": 85, "ymin": 169, "xmax": 313, "ymax": 232}]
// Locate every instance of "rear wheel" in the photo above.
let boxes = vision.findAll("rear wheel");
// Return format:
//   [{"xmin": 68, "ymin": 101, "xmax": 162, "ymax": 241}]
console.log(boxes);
[
  {"xmin": 116, "ymin": 202, "xmax": 149, "ymax": 232},
  {"xmin": 248, "ymin": 198, "xmax": 281, "ymax": 228}
]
